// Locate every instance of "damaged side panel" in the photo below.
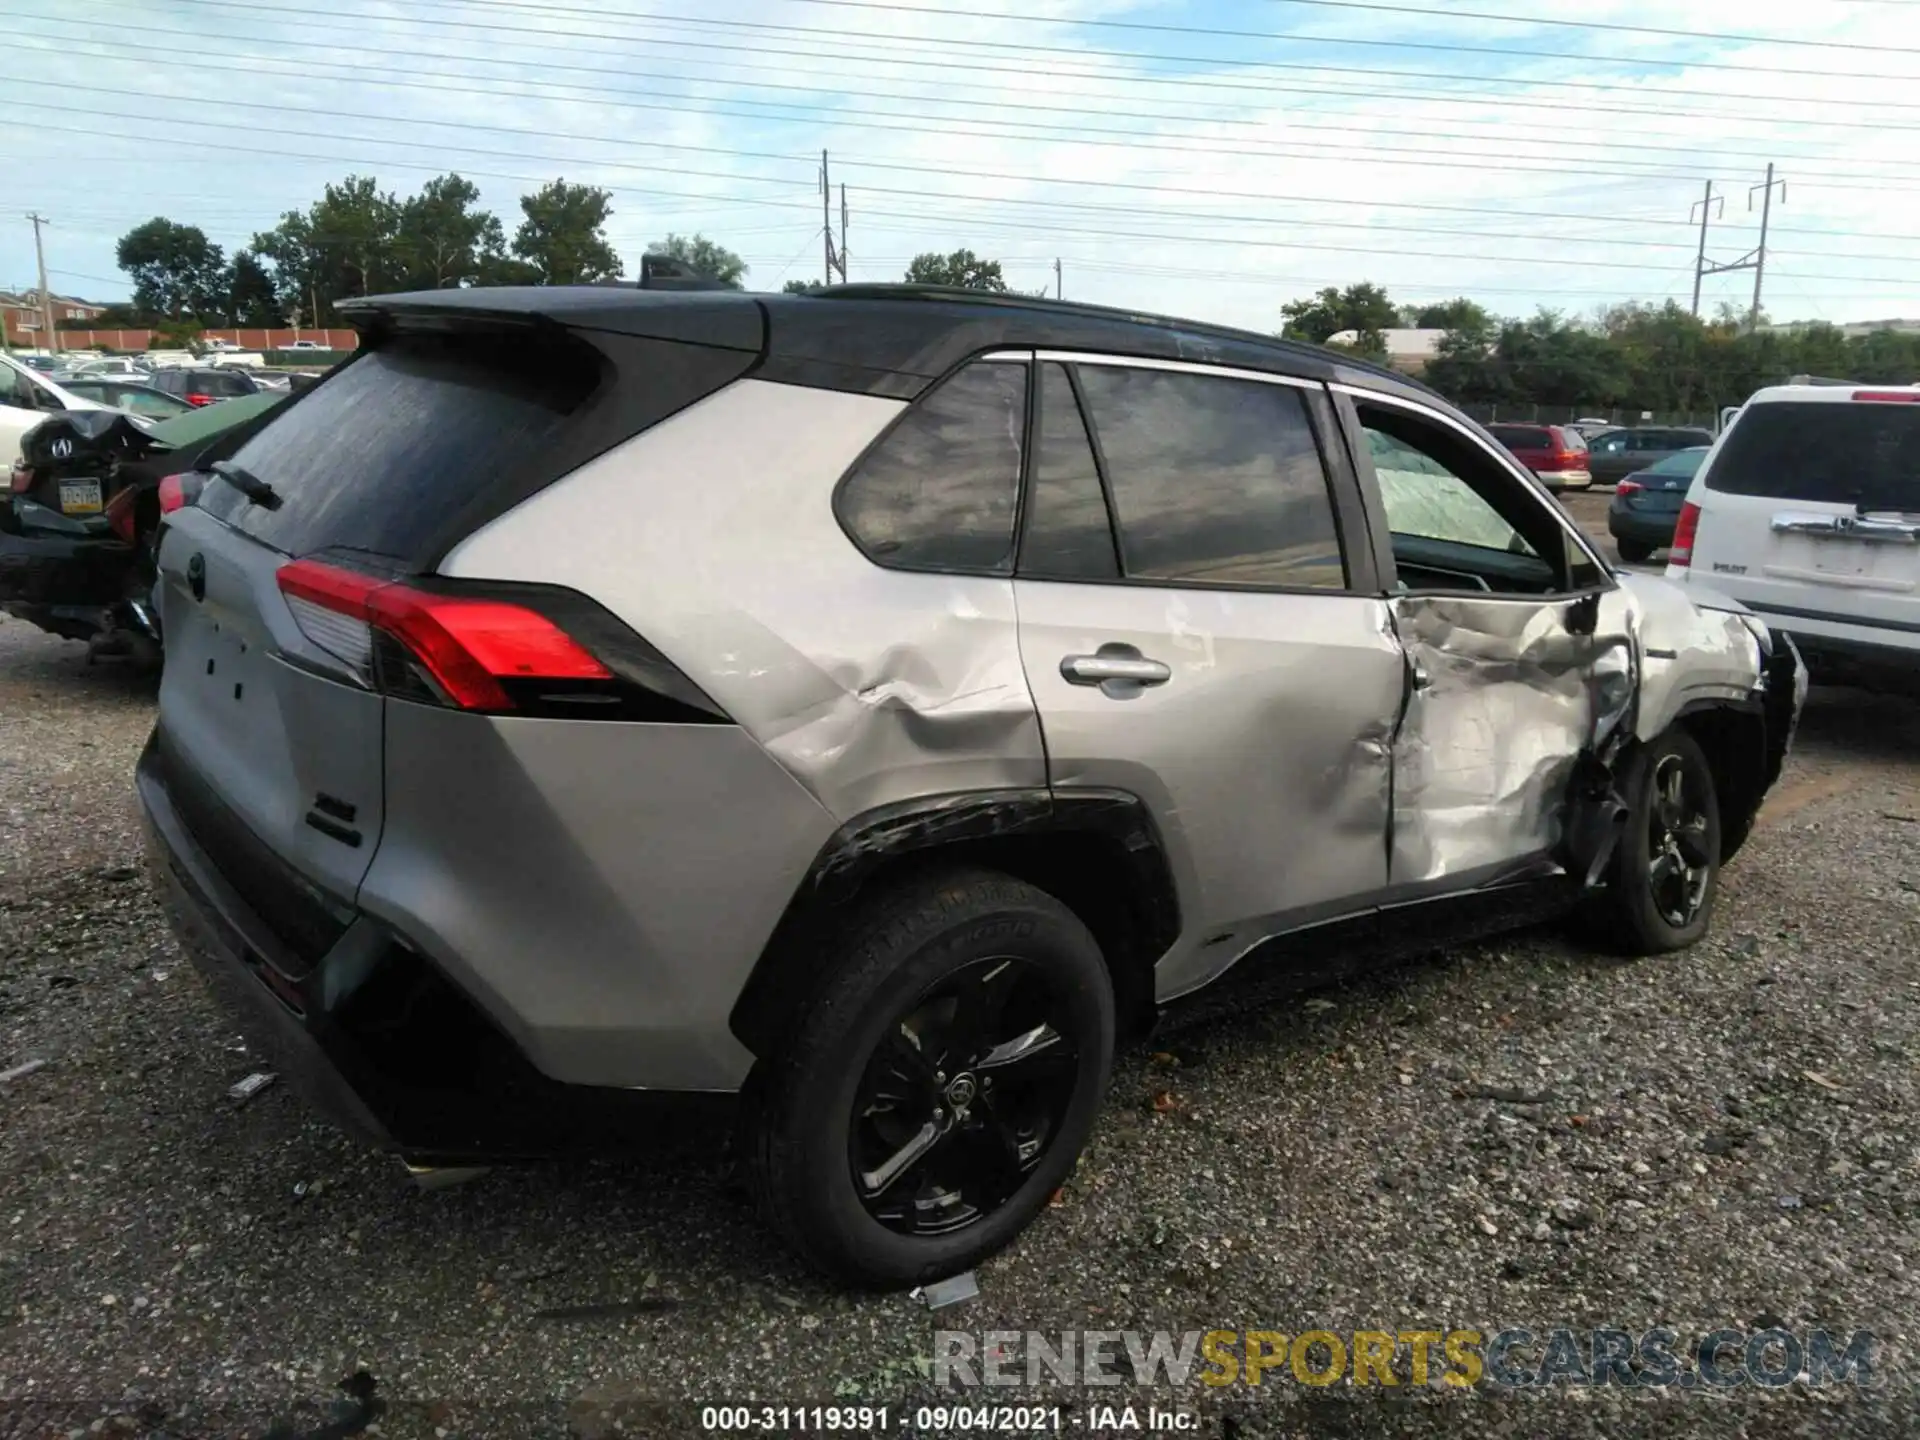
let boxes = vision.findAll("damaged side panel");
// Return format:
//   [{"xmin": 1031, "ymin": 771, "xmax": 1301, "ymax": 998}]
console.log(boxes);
[
  {"xmin": 440, "ymin": 378, "xmax": 1050, "ymax": 822},
  {"xmin": 1612, "ymin": 572, "xmax": 1769, "ymax": 740},
  {"xmin": 1387, "ymin": 593, "xmax": 1633, "ymax": 891}
]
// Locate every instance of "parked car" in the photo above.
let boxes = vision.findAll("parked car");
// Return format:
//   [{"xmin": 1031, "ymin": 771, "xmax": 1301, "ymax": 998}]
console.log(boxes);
[
  {"xmin": 1585, "ymin": 426, "xmax": 1715, "ymax": 487},
  {"xmin": 1, "ymin": 391, "xmax": 283, "ymax": 662},
  {"xmin": 56, "ymin": 379, "xmax": 195, "ymax": 419},
  {"xmin": 149, "ymin": 366, "xmax": 263, "ymax": 407},
  {"xmin": 1667, "ymin": 382, "xmax": 1919, "ymax": 696},
  {"xmin": 286, "ymin": 339, "xmax": 324, "ymax": 350},
  {"xmin": 1, "ymin": 353, "xmax": 104, "ymax": 463},
  {"xmin": 1606, "ymin": 446, "xmax": 1709, "ymax": 563},
  {"xmin": 63, "ymin": 356, "xmax": 153, "ymax": 382},
  {"xmin": 1485, "ymin": 422, "xmax": 1592, "ymax": 490},
  {"xmin": 139, "ymin": 285, "xmax": 1803, "ymax": 1289},
  {"xmin": 17, "ymin": 354, "xmax": 59, "ymax": 373}
]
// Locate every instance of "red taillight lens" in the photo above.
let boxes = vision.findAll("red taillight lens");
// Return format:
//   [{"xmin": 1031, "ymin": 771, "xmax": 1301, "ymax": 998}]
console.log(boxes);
[
  {"xmin": 275, "ymin": 558, "xmax": 612, "ymax": 711},
  {"xmin": 1852, "ymin": 390, "xmax": 1920, "ymax": 403},
  {"xmin": 1670, "ymin": 501, "xmax": 1702, "ymax": 567},
  {"xmin": 157, "ymin": 473, "xmax": 202, "ymax": 514},
  {"xmin": 104, "ymin": 486, "xmax": 139, "ymax": 543},
  {"xmin": 8, "ymin": 463, "xmax": 31, "ymax": 495},
  {"xmin": 1616, "ymin": 480, "xmax": 1643, "ymax": 497},
  {"xmin": 184, "ymin": 393, "xmax": 214, "ymax": 407}
]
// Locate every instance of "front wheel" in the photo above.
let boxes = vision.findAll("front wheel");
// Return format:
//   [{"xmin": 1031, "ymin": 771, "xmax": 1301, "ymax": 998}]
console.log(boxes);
[
  {"xmin": 1591, "ymin": 729, "xmax": 1722, "ymax": 954},
  {"xmin": 745, "ymin": 868, "xmax": 1115, "ymax": 1289}
]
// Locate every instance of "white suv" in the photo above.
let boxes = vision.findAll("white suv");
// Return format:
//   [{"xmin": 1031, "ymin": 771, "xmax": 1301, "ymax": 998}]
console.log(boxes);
[{"xmin": 1668, "ymin": 382, "xmax": 1919, "ymax": 696}]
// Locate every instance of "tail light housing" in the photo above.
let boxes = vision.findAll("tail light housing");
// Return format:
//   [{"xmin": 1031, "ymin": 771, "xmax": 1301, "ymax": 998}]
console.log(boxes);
[
  {"xmin": 1670, "ymin": 501, "xmax": 1702, "ymax": 567},
  {"xmin": 157, "ymin": 472, "xmax": 204, "ymax": 515},
  {"xmin": 1616, "ymin": 480, "xmax": 1643, "ymax": 497},
  {"xmin": 1852, "ymin": 391, "xmax": 1920, "ymax": 403},
  {"xmin": 8, "ymin": 463, "xmax": 30, "ymax": 495},
  {"xmin": 104, "ymin": 486, "xmax": 140, "ymax": 543},
  {"xmin": 274, "ymin": 557, "xmax": 727, "ymax": 722},
  {"xmin": 1535, "ymin": 450, "xmax": 1586, "ymax": 472},
  {"xmin": 185, "ymin": 393, "xmax": 215, "ymax": 407}
]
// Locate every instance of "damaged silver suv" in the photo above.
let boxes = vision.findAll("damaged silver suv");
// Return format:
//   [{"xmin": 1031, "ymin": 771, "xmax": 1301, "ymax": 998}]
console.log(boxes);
[{"xmin": 139, "ymin": 285, "xmax": 1805, "ymax": 1289}]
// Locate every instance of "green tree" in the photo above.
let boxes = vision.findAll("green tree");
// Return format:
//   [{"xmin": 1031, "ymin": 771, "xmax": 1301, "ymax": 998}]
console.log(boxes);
[
  {"xmin": 476, "ymin": 254, "xmax": 545, "ymax": 287},
  {"xmin": 649, "ymin": 232, "xmax": 747, "ymax": 287},
  {"xmin": 251, "ymin": 175, "xmax": 404, "ymax": 322},
  {"xmin": 513, "ymin": 179, "xmax": 622, "ymax": 284},
  {"xmin": 1280, "ymin": 282, "xmax": 1398, "ymax": 347},
  {"xmin": 398, "ymin": 173, "xmax": 506, "ymax": 289},
  {"xmin": 227, "ymin": 251, "xmax": 281, "ymax": 325},
  {"xmin": 782, "ymin": 278, "xmax": 824, "ymax": 294},
  {"xmin": 1401, "ymin": 297, "xmax": 1492, "ymax": 331},
  {"xmin": 115, "ymin": 218, "xmax": 228, "ymax": 320},
  {"xmin": 904, "ymin": 249, "xmax": 1009, "ymax": 291}
]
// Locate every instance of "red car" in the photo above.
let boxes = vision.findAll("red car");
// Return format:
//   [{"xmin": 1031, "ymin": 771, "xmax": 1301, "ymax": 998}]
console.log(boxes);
[{"xmin": 1485, "ymin": 423, "xmax": 1592, "ymax": 491}]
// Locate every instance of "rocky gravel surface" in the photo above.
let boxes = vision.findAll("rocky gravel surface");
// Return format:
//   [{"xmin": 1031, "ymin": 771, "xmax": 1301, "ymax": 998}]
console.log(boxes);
[{"xmin": 2, "ymin": 607, "xmax": 1918, "ymax": 1440}]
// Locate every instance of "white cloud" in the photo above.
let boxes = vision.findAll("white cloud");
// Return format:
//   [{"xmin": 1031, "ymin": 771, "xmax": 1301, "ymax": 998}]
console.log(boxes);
[{"xmin": 5, "ymin": 0, "xmax": 1919, "ymax": 324}]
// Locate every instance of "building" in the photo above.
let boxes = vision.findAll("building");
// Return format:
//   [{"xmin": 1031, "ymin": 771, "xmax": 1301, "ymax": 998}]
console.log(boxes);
[
  {"xmin": 1763, "ymin": 317, "xmax": 1920, "ymax": 340},
  {"xmin": 1, "ymin": 289, "xmax": 112, "ymax": 350},
  {"xmin": 1322, "ymin": 327, "xmax": 1448, "ymax": 374}
]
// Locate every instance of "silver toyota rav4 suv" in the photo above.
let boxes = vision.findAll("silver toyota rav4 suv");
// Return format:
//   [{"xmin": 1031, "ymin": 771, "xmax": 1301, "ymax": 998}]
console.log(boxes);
[{"xmin": 140, "ymin": 285, "xmax": 1805, "ymax": 1289}]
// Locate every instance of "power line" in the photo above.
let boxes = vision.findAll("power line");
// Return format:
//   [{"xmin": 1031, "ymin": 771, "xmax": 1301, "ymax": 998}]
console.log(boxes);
[
  {"xmin": 98, "ymin": 0, "xmax": 1920, "ymax": 114},
  {"xmin": 1246, "ymin": 0, "xmax": 1920, "ymax": 53},
  {"xmin": 234, "ymin": 0, "xmax": 1920, "ymax": 81},
  {"xmin": 26, "ymin": 25, "xmax": 1920, "ymax": 186}
]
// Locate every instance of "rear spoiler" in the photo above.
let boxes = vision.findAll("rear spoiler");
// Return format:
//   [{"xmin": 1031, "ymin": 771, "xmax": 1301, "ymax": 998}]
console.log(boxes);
[{"xmin": 630, "ymin": 253, "xmax": 737, "ymax": 291}]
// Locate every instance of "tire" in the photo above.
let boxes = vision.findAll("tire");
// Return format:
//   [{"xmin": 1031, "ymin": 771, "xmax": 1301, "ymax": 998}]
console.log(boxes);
[
  {"xmin": 1616, "ymin": 540, "xmax": 1655, "ymax": 564},
  {"xmin": 745, "ymin": 867, "xmax": 1115, "ymax": 1289},
  {"xmin": 1591, "ymin": 728, "xmax": 1722, "ymax": 954}
]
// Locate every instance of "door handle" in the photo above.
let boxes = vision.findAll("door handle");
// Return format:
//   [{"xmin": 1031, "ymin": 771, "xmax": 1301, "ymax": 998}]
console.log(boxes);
[{"xmin": 1060, "ymin": 645, "xmax": 1171, "ymax": 698}]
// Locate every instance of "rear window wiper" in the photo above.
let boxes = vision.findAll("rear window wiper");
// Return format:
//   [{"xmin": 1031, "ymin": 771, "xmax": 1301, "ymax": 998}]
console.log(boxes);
[{"xmin": 210, "ymin": 460, "xmax": 280, "ymax": 510}]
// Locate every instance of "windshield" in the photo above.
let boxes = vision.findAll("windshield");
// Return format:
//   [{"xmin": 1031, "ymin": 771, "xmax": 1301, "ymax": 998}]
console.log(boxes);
[{"xmin": 1707, "ymin": 401, "xmax": 1920, "ymax": 509}]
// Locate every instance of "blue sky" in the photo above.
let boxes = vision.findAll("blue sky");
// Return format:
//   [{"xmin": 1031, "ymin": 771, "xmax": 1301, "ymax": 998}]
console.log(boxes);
[{"xmin": 6, "ymin": 0, "xmax": 1920, "ymax": 327}]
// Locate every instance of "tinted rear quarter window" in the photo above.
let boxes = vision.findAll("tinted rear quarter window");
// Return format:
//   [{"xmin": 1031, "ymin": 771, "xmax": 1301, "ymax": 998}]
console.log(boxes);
[
  {"xmin": 1707, "ymin": 401, "xmax": 1920, "ymax": 508},
  {"xmin": 837, "ymin": 360, "xmax": 1026, "ymax": 574},
  {"xmin": 1488, "ymin": 426, "xmax": 1549, "ymax": 448},
  {"xmin": 1020, "ymin": 363, "xmax": 1118, "ymax": 581},
  {"xmin": 1076, "ymin": 366, "xmax": 1346, "ymax": 590},
  {"xmin": 200, "ymin": 333, "xmax": 601, "ymax": 559}
]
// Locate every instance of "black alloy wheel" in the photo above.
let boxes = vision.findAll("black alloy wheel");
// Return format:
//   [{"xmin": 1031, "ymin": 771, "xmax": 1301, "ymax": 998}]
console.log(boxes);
[
  {"xmin": 850, "ymin": 956, "xmax": 1079, "ymax": 1237},
  {"xmin": 1647, "ymin": 752, "xmax": 1714, "ymax": 929}
]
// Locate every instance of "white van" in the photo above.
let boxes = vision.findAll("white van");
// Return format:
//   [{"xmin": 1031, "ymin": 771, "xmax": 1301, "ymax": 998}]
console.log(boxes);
[{"xmin": 1667, "ymin": 382, "xmax": 1920, "ymax": 694}]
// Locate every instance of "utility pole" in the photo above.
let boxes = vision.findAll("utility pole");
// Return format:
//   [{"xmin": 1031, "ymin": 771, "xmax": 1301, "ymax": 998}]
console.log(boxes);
[
  {"xmin": 1749, "ymin": 163, "xmax": 1785, "ymax": 327},
  {"xmin": 1691, "ymin": 166, "xmax": 1782, "ymax": 330},
  {"xmin": 28, "ymin": 213, "xmax": 57, "ymax": 355},
  {"xmin": 1688, "ymin": 181, "xmax": 1722, "ymax": 317},
  {"xmin": 1055, "ymin": 257, "xmax": 1062, "ymax": 299},
  {"xmin": 840, "ymin": 182, "xmax": 849, "ymax": 281}
]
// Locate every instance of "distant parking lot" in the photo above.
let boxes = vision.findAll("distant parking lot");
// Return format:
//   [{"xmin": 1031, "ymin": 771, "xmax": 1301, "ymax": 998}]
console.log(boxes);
[{"xmin": 1, "ymin": 501, "xmax": 1916, "ymax": 1439}]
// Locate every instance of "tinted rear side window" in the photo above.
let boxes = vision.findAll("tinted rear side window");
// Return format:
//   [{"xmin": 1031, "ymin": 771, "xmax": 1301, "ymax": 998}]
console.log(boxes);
[
  {"xmin": 1488, "ymin": 425, "xmax": 1549, "ymax": 448},
  {"xmin": 1707, "ymin": 402, "xmax": 1920, "ymax": 508},
  {"xmin": 1019, "ymin": 363, "xmax": 1118, "ymax": 581},
  {"xmin": 200, "ymin": 333, "xmax": 600, "ymax": 559},
  {"xmin": 837, "ymin": 360, "xmax": 1025, "ymax": 575},
  {"xmin": 1076, "ymin": 366, "xmax": 1346, "ymax": 590}
]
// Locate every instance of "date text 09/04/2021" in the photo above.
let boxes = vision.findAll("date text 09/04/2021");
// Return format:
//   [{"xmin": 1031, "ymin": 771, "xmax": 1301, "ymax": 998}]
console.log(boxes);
[{"xmin": 699, "ymin": 1406, "xmax": 1197, "ymax": 1432}]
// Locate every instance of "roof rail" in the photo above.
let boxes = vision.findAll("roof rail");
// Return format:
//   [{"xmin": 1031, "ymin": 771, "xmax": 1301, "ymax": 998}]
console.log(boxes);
[
  {"xmin": 811, "ymin": 282, "xmax": 1429, "ymax": 391},
  {"xmin": 1785, "ymin": 374, "xmax": 1857, "ymax": 387}
]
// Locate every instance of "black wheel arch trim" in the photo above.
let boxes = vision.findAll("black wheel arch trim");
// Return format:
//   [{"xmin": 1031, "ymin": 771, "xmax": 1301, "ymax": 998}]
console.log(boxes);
[{"xmin": 729, "ymin": 786, "xmax": 1182, "ymax": 1056}]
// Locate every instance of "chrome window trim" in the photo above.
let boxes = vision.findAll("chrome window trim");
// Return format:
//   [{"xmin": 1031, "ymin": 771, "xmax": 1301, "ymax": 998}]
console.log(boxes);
[{"xmin": 1032, "ymin": 350, "xmax": 1322, "ymax": 392}]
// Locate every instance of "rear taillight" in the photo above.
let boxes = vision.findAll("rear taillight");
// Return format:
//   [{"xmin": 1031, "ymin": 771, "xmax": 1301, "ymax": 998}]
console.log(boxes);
[
  {"xmin": 1670, "ymin": 501, "xmax": 1702, "ymax": 567},
  {"xmin": 185, "ymin": 393, "xmax": 214, "ymax": 407},
  {"xmin": 8, "ymin": 463, "xmax": 30, "ymax": 495},
  {"xmin": 104, "ymin": 487, "xmax": 139, "ymax": 543},
  {"xmin": 276, "ymin": 558, "xmax": 614, "ymax": 712},
  {"xmin": 1534, "ymin": 450, "xmax": 1584, "ymax": 471},
  {"xmin": 1616, "ymin": 480, "xmax": 1643, "ymax": 497},
  {"xmin": 1852, "ymin": 390, "xmax": 1920, "ymax": 403},
  {"xmin": 157, "ymin": 473, "xmax": 203, "ymax": 514}
]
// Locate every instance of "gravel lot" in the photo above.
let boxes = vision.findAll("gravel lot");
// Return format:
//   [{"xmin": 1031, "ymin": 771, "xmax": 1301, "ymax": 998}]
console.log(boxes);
[{"xmin": 3, "ymin": 518, "xmax": 1917, "ymax": 1438}]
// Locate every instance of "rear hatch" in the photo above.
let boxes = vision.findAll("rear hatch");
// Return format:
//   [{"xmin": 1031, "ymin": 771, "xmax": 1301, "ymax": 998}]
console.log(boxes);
[
  {"xmin": 1686, "ymin": 391, "xmax": 1920, "ymax": 638},
  {"xmin": 152, "ymin": 313, "xmax": 760, "ymax": 974}
]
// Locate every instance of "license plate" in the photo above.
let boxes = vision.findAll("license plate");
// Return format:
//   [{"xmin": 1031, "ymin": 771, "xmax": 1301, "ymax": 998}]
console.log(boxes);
[{"xmin": 58, "ymin": 479, "xmax": 103, "ymax": 516}]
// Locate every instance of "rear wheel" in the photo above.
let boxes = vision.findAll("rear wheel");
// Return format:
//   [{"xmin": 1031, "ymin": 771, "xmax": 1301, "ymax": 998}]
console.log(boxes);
[
  {"xmin": 745, "ymin": 868, "xmax": 1114, "ymax": 1289},
  {"xmin": 1591, "ymin": 728, "xmax": 1721, "ymax": 954},
  {"xmin": 1616, "ymin": 539, "xmax": 1655, "ymax": 564}
]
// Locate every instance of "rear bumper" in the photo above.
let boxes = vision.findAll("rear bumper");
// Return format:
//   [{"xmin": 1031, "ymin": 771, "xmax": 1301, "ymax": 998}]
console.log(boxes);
[
  {"xmin": 137, "ymin": 731, "xmax": 733, "ymax": 1161},
  {"xmin": 0, "ymin": 518, "xmax": 135, "ymax": 635},
  {"xmin": 1606, "ymin": 506, "xmax": 1679, "ymax": 547}
]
